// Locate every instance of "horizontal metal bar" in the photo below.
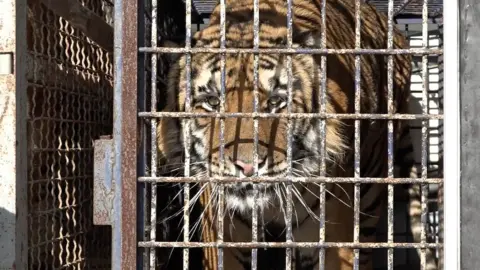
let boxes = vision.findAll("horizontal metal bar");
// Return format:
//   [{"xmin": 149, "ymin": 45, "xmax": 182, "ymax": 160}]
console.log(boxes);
[
  {"xmin": 138, "ymin": 241, "xmax": 442, "ymax": 249},
  {"xmin": 139, "ymin": 112, "xmax": 443, "ymax": 120},
  {"xmin": 138, "ymin": 176, "xmax": 443, "ymax": 184},
  {"xmin": 393, "ymin": 0, "xmax": 416, "ymax": 16},
  {"xmin": 139, "ymin": 47, "xmax": 442, "ymax": 55}
]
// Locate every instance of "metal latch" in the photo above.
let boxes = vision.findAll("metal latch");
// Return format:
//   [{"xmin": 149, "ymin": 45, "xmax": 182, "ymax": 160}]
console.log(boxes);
[
  {"xmin": 93, "ymin": 135, "xmax": 114, "ymax": 225},
  {"xmin": 0, "ymin": 53, "xmax": 13, "ymax": 75}
]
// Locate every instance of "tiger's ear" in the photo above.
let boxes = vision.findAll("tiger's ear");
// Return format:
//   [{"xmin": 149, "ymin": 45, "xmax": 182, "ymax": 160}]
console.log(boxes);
[{"xmin": 159, "ymin": 39, "xmax": 184, "ymax": 64}]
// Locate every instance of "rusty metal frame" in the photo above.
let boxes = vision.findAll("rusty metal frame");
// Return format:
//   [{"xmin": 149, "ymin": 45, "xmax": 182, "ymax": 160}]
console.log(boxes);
[
  {"xmin": 0, "ymin": 0, "xmax": 28, "ymax": 268},
  {"xmin": 133, "ymin": 0, "xmax": 448, "ymax": 269},
  {"xmin": 112, "ymin": 0, "xmax": 138, "ymax": 268}
]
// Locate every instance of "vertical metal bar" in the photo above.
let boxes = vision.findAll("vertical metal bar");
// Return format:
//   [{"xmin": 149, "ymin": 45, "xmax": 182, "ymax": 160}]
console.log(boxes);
[
  {"xmin": 420, "ymin": 0, "xmax": 429, "ymax": 269},
  {"xmin": 251, "ymin": 0, "xmax": 260, "ymax": 268},
  {"xmin": 318, "ymin": 0, "xmax": 327, "ymax": 268},
  {"xmin": 285, "ymin": 0, "xmax": 294, "ymax": 269},
  {"xmin": 113, "ymin": 0, "xmax": 138, "ymax": 268},
  {"xmin": 137, "ymin": 0, "xmax": 147, "ymax": 268},
  {"xmin": 150, "ymin": 0, "xmax": 158, "ymax": 267},
  {"xmin": 386, "ymin": 0, "xmax": 395, "ymax": 269},
  {"xmin": 0, "ymin": 0, "xmax": 28, "ymax": 268},
  {"xmin": 437, "ymin": 21, "xmax": 445, "ymax": 270},
  {"xmin": 217, "ymin": 0, "xmax": 227, "ymax": 269},
  {"xmin": 443, "ymin": 0, "xmax": 459, "ymax": 268},
  {"xmin": 353, "ymin": 0, "xmax": 362, "ymax": 269},
  {"xmin": 183, "ymin": 0, "xmax": 192, "ymax": 268}
]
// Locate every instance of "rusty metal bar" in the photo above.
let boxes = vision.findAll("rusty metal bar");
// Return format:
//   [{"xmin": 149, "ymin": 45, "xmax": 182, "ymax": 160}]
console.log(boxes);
[
  {"xmin": 112, "ymin": 0, "xmax": 137, "ymax": 268},
  {"xmin": 138, "ymin": 176, "xmax": 443, "ymax": 184},
  {"xmin": 183, "ymin": 0, "xmax": 193, "ymax": 268},
  {"xmin": 353, "ymin": 0, "xmax": 362, "ymax": 268},
  {"xmin": 140, "ymin": 47, "xmax": 442, "ymax": 55},
  {"xmin": 139, "ymin": 112, "xmax": 443, "ymax": 120},
  {"xmin": 138, "ymin": 241, "xmax": 441, "ymax": 249},
  {"xmin": 137, "ymin": 2, "xmax": 148, "ymax": 261},
  {"xmin": 386, "ymin": 0, "xmax": 395, "ymax": 269},
  {"xmin": 251, "ymin": 0, "xmax": 260, "ymax": 268},
  {"xmin": 318, "ymin": 0, "xmax": 327, "ymax": 267},
  {"xmin": 420, "ymin": 0, "xmax": 430, "ymax": 269},
  {"xmin": 150, "ymin": 0, "xmax": 158, "ymax": 267},
  {"xmin": 217, "ymin": 0, "xmax": 227, "ymax": 269},
  {"xmin": 285, "ymin": 0, "xmax": 294, "ymax": 269}
]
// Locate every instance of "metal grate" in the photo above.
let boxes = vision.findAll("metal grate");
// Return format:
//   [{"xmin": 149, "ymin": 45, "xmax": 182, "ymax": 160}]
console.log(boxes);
[
  {"xmin": 189, "ymin": 0, "xmax": 443, "ymax": 18},
  {"xmin": 134, "ymin": 0, "xmax": 445, "ymax": 269},
  {"xmin": 26, "ymin": 0, "xmax": 113, "ymax": 268}
]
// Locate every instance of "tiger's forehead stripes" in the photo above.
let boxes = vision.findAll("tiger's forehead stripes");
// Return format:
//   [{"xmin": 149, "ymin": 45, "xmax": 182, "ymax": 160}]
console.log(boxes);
[{"xmin": 190, "ymin": 53, "xmax": 294, "ymax": 97}]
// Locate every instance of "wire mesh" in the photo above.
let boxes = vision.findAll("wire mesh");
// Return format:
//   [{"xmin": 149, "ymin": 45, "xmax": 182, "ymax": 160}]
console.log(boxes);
[
  {"xmin": 26, "ymin": 0, "xmax": 113, "ymax": 268},
  {"xmin": 139, "ymin": 0, "xmax": 444, "ymax": 269}
]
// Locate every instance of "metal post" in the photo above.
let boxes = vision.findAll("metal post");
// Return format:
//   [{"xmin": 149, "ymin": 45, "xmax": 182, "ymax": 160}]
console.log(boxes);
[
  {"xmin": 458, "ymin": 0, "xmax": 480, "ymax": 269},
  {"xmin": 443, "ymin": 0, "xmax": 460, "ymax": 269},
  {"xmin": 0, "ymin": 0, "xmax": 28, "ymax": 269},
  {"xmin": 113, "ymin": 0, "xmax": 138, "ymax": 268},
  {"xmin": 443, "ymin": 0, "xmax": 460, "ymax": 268}
]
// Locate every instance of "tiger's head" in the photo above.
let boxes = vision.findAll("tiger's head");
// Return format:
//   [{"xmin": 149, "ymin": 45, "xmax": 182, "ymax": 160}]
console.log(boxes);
[{"xmin": 157, "ymin": 2, "xmax": 348, "ymax": 216}]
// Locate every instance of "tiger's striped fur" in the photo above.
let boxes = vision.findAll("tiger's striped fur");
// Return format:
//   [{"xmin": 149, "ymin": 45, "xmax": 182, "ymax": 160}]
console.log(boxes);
[{"xmin": 157, "ymin": 0, "xmax": 437, "ymax": 268}]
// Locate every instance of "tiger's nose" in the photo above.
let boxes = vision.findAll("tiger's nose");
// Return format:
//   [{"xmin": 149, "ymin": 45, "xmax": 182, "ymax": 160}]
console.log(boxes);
[{"xmin": 233, "ymin": 160, "xmax": 255, "ymax": 177}]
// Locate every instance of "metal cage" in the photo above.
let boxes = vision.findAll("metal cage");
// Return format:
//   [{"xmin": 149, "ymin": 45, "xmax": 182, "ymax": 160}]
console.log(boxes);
[
  {"xmin": 133, "ymin": 0, "xmax": 445, "ymax": 269},
  {"xmin": 1, "ymin": 0, "xmax": 463, "ymax": 269}
]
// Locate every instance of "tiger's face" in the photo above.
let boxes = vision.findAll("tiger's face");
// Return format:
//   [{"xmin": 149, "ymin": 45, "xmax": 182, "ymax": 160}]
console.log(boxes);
[{"xmin": 159, "ymin": 24, "xmax": 347, "ymax": 216}]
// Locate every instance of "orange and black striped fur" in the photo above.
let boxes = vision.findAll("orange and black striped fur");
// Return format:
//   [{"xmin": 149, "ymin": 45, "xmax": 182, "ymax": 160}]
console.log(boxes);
[{"xmin": 157, "ymin": 0, "xmax": 436, "ymax": 269}]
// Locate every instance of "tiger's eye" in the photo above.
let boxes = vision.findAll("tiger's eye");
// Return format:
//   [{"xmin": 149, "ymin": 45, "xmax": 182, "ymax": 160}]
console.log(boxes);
[
  {"xmin": 268, "ymin": 95, "xmax": 284, "ymax": 106},
  {"xmin": 207, "ymin": 96, "xmax": 220, "ymax": 107}
]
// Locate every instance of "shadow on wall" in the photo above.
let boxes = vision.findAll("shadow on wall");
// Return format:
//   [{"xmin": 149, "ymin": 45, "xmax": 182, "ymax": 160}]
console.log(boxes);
[{"xmin": 0, "ymin": 207, "xmax": 16, "ymax": 270}]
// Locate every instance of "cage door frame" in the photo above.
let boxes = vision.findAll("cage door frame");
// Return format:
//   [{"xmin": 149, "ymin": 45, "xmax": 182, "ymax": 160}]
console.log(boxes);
[{"xmin": 443, "ymin": 0, "xmax": 460, "ymax": 269}]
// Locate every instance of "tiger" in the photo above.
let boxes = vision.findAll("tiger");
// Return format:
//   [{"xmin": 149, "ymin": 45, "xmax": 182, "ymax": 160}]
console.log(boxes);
[{"xmin": 156, "ymin": 0, "xmax": 437, "ymax": 269}]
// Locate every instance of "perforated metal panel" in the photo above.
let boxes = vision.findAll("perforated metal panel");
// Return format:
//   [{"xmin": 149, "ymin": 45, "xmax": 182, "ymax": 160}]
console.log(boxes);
[{"xmin": 26, "ymin": 0, "xmax": 113, "ymax": 268}]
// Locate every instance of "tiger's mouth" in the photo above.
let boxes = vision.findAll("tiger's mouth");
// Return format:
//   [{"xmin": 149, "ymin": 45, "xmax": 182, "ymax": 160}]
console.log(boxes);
[
  {"xmin": 228, "ymin": 182, "xmax": 275, "ymax": 197},
  {"xmin": 209, "ymin": 158, "xmax": 291, "ymax": 214},
  {"xmin": 223, "ymin": 181, "xmax": 279, "ymax": 214}
]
